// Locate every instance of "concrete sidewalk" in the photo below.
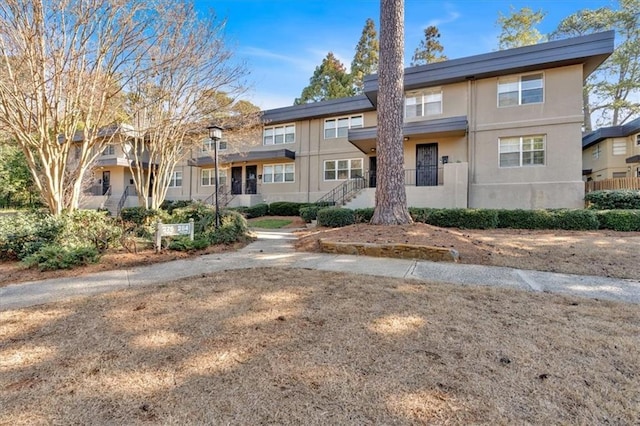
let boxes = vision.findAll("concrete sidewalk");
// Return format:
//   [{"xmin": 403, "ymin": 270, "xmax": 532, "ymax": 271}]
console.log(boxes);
[{"xmin": 1, "ymin": 229, "xmax": 639, "ymax": 311}]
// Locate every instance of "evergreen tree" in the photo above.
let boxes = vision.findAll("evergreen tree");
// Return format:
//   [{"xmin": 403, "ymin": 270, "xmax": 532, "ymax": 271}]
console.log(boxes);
[
  {"xmin": 351, "ymin": 18, "xmax": 379, "ymax": 94},
  {"xmin": 551, "ymin": 0, "xmax": 640, "ymax": 129},
  {"xmin": 371, "ymin": 0, "xmax": 412, "ymax": 225},
  {"xmin": 294, "ymin": 53, "xmax": 354, "ymax": 104},
  {"xmin": 497, "ymin": 6, "xmax": 546, "ymax": 49},
  {"xmin": 410, "ymin": 25, "xmax": 447, "ymax": 66}
]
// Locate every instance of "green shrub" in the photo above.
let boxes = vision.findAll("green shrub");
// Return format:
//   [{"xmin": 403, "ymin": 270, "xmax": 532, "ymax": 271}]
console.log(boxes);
[
  {"xmin": 414, "ymin": 208, "xmax": 498, "ymax": 229},
  {"xmin": 170, "ymin": 202, "xmax": 217, "ymax": 234},
  {"xmin": 551, "ymin": 209, "xmax": 599, "ymax": 230},
  {"xmin": 59, "ymin": 210, "xmax": 122, "ymax": 252},
  {"xmin": 317, "ymin": 208, "xmax": 355, "ymax": 228},
  {"xmin": 160, "ymin": 199, "xmax": 191, "ymax": 215},
  {"xmin": 120, "ymin": 207, "xmax": 166, "ymax": 225},
  {"xmin": 245, "ymin": 203, "xmax": 269, "ymax": 218},
  {"xmin": 585, "ymin": 190, "xmax": 640, "ymax": 210},
  {"xmin": 409, "ymin": 207, "xmax": 433, "ymax": 223},
  {"xmin": 596, "ymin": 210, "xmax": 640, "ymax": 231},
  {"xmin": 354, "ymin": 208, "xmax": 374, "ymax": 223},
  {"xmin": 299, "ymin": 206, "xmax": 319, "ymax": 223},
  {"xmin": 268, "ymin": 201, "xmax": 307, "ymax": 216},
  {"xmin": 497, "ymin": 209, "xmax": 556, "ymax": 229},
  {"xmin": 0, "ymin": 212, "xmax": 64, "ymax": 260},
  {"xmin": 168, "ymin": 236, "xmax": 210, "ymax": 251},
  {"xmin": 23, "ymin": 244, "xmax": 100, "ymax": 270},
  {"xmin": 209, "ymin": 210, "xmax": 250, "ymax": 244}
]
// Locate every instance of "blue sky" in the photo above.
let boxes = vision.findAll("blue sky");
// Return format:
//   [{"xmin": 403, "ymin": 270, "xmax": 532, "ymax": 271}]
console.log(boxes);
[{"xmin": 196, "ymin": 0, "xmax": 616, "ymax": 110}]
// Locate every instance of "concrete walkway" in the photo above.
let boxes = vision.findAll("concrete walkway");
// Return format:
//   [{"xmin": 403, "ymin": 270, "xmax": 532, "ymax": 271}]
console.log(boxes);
[{"xmin": 1, "ymin": 229, "xmax": 639, "ymax": 311}]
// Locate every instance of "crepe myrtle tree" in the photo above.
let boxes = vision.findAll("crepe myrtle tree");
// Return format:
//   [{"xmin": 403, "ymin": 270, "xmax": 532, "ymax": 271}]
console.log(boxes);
[{"xmin": 0, "ymin": 0, "xmax": 161, "ymax": 214}]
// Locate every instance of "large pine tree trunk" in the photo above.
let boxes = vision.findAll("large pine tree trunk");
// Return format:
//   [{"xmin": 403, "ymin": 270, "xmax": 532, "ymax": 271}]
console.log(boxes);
[{"xmin": 371, "ymin": 0, "xmax": 412, "ymax": 225}]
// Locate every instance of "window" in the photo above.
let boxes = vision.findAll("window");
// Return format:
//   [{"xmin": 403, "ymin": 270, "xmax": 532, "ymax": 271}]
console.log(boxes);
[
  {"xmin": 168, "ymin": 171, "xmax": 182, "ymax": 188},
  {"xmin": 612, "ymin": 172, "xmax": 627, "ymax": 179},
  {"xmin": 636, "ymin": 134, "xmax": 640, "ymax": 145},
  {"xmin": 613, "ymin": 140, "xmax": 627, "ymax": 155},
  {"xmin": 498, "ymin": 73, "xmax": 543, "ymax": 107},
  {"xmin": 202, "ymin": 139, "xmax": 227, "ymax": 152},
  {"xmin": 324, "ymin": 158, "xmax": 363, "ymax": 180},
  {"xmin": 201, "ymin": 169, "xmax": 227, "ymax": 186},
  {"xmin": 324, "ymin": 115, "xmax": 363, "ymax": 139},
  {"xmin": 499, "ymin": 135, "xmax": 545, "ymax": 167},
  {"xmin": 263, "ymin": 124, "xmax": 295, "ymax": 145},
  {"xmin": 592, "ymin": 145, "xmax": 601, "ymax": 159},
  {"xmin": 102, "ymin": 145, "xmax": 115, "ymax": 156},
  {"xmin": 263, "ymin": 163, "xmax": 294, "ymax": 183},
  {"xmin": 405, "ymin": 89, "xmax": 442, "ymax": 119}
]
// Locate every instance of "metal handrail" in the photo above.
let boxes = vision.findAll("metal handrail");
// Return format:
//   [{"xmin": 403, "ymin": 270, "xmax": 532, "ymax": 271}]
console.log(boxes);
[
  {"xmin": 315, "ymin": 177, "xmax": 366, "ymax": 207},
  {"xmin": 116, "ymin": 185, "xmax": 135, "ymax": 217},
  {"xmin": 203, "ymin": 185, "xmax": 234, "ymax": 208}
]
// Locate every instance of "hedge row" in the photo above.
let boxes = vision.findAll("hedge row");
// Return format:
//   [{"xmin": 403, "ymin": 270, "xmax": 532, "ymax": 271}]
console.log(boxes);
[
  {"xmin": 585, "ymin": 190, "xmax": 640, "ymax": 210},
  {"xmin": 309, "ymin": 206, "xmax": 640, "ymax": 231}
]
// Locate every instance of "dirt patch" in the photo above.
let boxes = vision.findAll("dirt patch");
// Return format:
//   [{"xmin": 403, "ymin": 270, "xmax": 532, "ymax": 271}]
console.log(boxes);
[
  {"xmin": 295, "ymin": 223, "xmax": 640, "ymax": 279},
  {"xmin": 1, "ymin": 268, "xmax": 638, "ymax": 424}
]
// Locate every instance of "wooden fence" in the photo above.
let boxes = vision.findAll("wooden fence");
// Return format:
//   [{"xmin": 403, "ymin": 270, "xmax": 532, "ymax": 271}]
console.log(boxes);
[{"xmin": 585, "ymin": 177, "xmax": 640, "ymax": 193}]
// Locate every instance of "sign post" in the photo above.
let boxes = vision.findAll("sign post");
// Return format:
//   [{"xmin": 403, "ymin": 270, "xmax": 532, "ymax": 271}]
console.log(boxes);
[{"xmin": 155, "ymin": 219, "xmax": 194, "ymax": 252}]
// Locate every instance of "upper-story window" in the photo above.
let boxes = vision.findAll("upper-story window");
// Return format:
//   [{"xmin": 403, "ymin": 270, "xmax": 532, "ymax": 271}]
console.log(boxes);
[
  {"xmin": 613, "ymin": 140, "xmax": 627, "ymax": 155},
  {"xmin": 324, "ymin": 115, "xmax": 364, "ymax": 139},
  {"xmin": 498, "ymin": 73, "xmax": 544, "ymax": 107},
  {"xmin": 636, "ymin": 134, "xmax": 640, "ymax": 145},
  {"xmin": 405, "ymin": 89, "xmax": 442, "ymax": 119},
  {"xmin": 263, "ymin": 124, "xmax": 295, "ymax": 145},
  {"xmin": 102, "ymin": 145, "xmax": 115, "ymax": 156},
  {"xmin": 202, "ymin": 138, "xmax": 227, "ymax": 152},
  {"xmin": 592, "ymin": 145, "xmax": 601, "ymax": 159}
]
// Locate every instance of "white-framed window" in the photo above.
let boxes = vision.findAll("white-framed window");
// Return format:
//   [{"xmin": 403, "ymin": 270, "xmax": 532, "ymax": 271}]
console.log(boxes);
[
  {"xmin": 324, "ymin": 158, "xmax": 364, "ymax": 180},
  {"xmin": 202, "ymin": 138, "xmax": 227, "ymax": 152},
  {"xmin": 201, "ymin": 168, "xmax": 227, "ymax": 186},
  {"xmin": 263, "ymin": 163, "xmax": 294, "ymax": 183},
  {"xmin": 263, "ymin": 124, "xmax": 295, "ymax": 145},
  {"xmin": 613, "ymin": 140, "xmax": 627, "ymax": 155},
  {"xmin": 592, "ymin": 145, "xmax": 601, "ymax": 159},
  {"xmin": 405, "ymin": 89, "xmax": 442, "ymax": 119},
  {"xmin": 498, "ymin": 73, "xmax": 544, "ymax": 107},
  {"xmin": 324, "ymin": 115, "xmax": 364, "ymax": 139},
  {"xmin": 612, "ymin": 171, "xmax": 627, "ymax": 179},
  {"xmin": 499, "ymin": 135, "xmax": 545, "ymax": 167},
  {"xmin": 102, "ymin": 145, "xmax": 115, "ymax": 156},
  {"xmin": 168, "ymin": 171, "xmax": 183, "ymax": 188},
  {"xmin": 636, "ymin": 134, "xmax": 640, "ymax": 145}
]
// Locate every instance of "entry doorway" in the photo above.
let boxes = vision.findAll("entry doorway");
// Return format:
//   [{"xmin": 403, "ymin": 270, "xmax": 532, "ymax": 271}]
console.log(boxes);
[
  {"xmin": 416, "ymin": 143, "xmax": 438, "ymax": 186},
  {"xmin": 369, "ymin": 156, "xmax": 377, "ymax": 187},
  {"xmin": 102, "ymin": 171, "xmax": 111, "ymax": 195},
  {"xmin": 246, "ymin": 165, "xmax": 257, "ymax": 194},
  {"xmin": 231, "ymin": 167, "xmax": 242, "ymax": 195}
]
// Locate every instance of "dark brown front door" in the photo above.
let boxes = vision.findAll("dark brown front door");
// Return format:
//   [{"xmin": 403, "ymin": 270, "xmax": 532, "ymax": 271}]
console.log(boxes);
[
  {"xmin": 102, "ymin": 171, "xmax": 111, "ymax": 195},
  {"xmin": 231, "ymin": 167, "xmax": 242, "ymax": 195},
  {"xmin": 246, "ymin": 165, "xmax": 257, "ymax": 194},
  {"xmin": 416, "ymin": 143, "xmax": 438, "ymax": 186}
]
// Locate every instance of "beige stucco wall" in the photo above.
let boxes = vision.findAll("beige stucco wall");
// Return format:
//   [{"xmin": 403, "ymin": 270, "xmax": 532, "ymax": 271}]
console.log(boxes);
[{"xmin": 469, "ymin": 65, "xmax": 586, "ymax": 209}]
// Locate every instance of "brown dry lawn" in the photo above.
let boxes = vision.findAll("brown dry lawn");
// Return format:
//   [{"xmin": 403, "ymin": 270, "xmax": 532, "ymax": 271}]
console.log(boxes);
[
  {"xmin": 1, "ymin": 268, "xmax": 639, "ymax": 424},
  {"xmin": 296, "ymin": 223, "xmax": 640, "ymax": 279}
]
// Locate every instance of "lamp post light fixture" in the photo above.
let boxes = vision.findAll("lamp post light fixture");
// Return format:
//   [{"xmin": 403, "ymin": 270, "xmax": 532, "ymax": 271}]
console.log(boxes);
[{"xmin": 207, "ymin": 125, "xmax": 223, "ymax": 229}]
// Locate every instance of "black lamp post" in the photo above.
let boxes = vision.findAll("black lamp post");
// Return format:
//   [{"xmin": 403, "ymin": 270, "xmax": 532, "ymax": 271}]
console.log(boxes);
[{"xmin": 207, "ymin": 125, "xmax": 223, "ymax": 229}]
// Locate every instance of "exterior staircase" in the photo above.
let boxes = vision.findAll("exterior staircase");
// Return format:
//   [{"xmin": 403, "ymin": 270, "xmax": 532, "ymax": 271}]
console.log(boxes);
[{"xmin": 316, "ymin": 177, "xmax": 367, "ymax": 207}]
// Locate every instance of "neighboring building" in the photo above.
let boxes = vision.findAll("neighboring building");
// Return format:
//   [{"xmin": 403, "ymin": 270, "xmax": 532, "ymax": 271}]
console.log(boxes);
[
  {"xmin": 86, "ymin": 31, "xmax": 615, "ymax": 213},
  {"xmin": 582, "ymin": 116, "xmax": 640, "ymax": 181}
]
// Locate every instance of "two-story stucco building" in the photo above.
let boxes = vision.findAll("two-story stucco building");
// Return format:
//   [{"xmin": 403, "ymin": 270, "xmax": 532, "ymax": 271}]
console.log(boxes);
[
  {"xmin": 85, "ymin": 31, "xmax": 614, "ymax": 213},
  {"xmin": 582, "ymin": 116, "xmax": 640, "ymax": 182}
]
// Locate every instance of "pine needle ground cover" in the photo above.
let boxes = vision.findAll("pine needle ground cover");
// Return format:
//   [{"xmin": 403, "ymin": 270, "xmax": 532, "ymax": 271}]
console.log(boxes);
[{"xmin": 1, "ymin": 268, "xmax": 638, "ymax": 424}]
